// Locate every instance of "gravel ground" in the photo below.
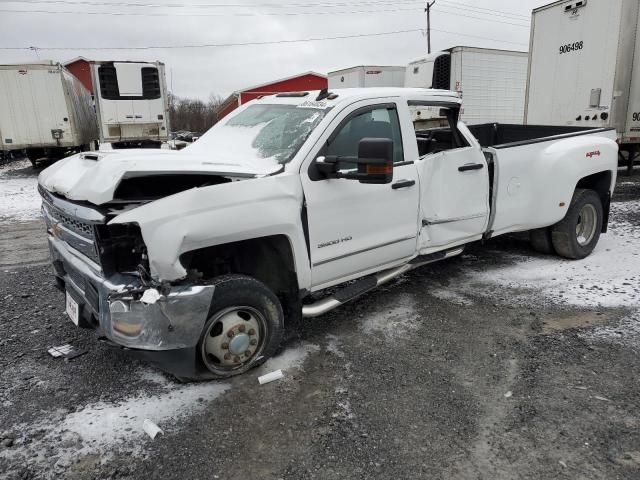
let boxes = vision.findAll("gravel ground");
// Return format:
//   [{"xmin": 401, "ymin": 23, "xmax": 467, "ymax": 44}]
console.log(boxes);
[{"xmin": 0, "ymin": 164, "xmax": 639, "ymax": 480}]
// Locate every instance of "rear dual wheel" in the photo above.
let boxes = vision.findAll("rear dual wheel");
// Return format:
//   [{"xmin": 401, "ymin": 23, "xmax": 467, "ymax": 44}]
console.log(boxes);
[
  {"xmin": 530, "ymin": 189, "xmax": 603, "ymax": 260},
  {"xmin": 551, "ymin": 189, "xmax": 603, "ymax": 259}
]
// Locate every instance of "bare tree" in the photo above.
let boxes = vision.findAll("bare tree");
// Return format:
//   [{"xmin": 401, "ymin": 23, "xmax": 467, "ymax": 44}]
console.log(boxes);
[{"xmin": 169, "ymin": 92, "xmax": 224, "ymax": 133}]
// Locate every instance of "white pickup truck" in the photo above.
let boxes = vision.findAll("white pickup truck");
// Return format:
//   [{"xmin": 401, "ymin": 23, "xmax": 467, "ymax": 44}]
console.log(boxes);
[{"xmin": 38, "ymin": 88, "xmax": 618, "ymax": 379}]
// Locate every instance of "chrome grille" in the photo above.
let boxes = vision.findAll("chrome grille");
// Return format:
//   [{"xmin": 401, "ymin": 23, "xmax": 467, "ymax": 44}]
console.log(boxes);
[
  {"xmin": 66, "ymin": 264, "xmax": 86, "ymax": 291},
  {"xmin": 46, "ymin": 204, "xmax": 95, "ymax": 237},
  {"xmin": 40, "ymin": 191, "xmax": 103, "ymax": 265}
]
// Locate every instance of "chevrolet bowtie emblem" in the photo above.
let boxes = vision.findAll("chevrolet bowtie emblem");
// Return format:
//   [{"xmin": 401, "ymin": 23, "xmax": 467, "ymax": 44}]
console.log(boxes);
[{"xmin": 51, "ymin": 222, "xmax": 62, "ymax": 238}]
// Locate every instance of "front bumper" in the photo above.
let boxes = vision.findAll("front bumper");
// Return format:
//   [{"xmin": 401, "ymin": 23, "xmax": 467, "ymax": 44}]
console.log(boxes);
[{"xmin": 49, "ymin": 234, "xmax": 215, "ymax": 351}]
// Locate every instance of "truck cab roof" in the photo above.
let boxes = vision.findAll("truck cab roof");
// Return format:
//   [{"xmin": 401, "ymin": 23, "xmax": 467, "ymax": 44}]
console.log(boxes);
[{"xmin": 252, "ymin": 88, "xmax": 462, "ymax": 108}]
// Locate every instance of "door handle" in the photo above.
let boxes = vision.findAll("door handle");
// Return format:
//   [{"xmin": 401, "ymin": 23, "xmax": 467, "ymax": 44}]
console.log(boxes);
[
  {"xmin": 458, "ymin": 163, "xmax": 484, "ymax": 172},
  {"xmin": 392, "ymin": 179, "xmax": 416, "ymax": 189}
]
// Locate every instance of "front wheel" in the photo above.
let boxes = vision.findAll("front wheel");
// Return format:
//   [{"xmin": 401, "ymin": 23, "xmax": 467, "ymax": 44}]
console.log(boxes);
[
  {"xmin": 197, "ymin": 274, "xmax": 284, "ymax": 379},
  {"xmin": 551, "ymin": 189, "xmax": 603, "ymax": 259}
]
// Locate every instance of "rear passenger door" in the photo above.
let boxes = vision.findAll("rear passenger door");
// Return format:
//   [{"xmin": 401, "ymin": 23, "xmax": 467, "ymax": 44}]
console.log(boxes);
[{"xmin": 413, "ymin": 105, "xmax": 490, "ymax": 249}]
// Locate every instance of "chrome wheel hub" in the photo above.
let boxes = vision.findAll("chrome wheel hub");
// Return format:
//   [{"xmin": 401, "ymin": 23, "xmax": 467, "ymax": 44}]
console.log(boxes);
[
  {"xmin": 575, "ymin": 204, "xmax": 597, "ymax": 246},
  {"xmin": 202, "ymin": 306, "xmax": 262, "ymax": 370},
  {"xmin": 229, "ymin": 333, "xmax": 250, "ymax": 355}
]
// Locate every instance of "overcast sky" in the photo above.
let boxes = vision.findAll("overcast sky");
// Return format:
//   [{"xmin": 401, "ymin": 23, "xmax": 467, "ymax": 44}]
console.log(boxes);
[{"xmin": 0, "ymin": 0, "xmax": 544, "ymax": 100}]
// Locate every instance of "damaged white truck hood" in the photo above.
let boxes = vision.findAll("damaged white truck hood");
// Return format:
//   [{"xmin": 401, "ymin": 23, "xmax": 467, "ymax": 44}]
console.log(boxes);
[{"xmin": 38, "ymin": 149, "xmax": 282, "ymax": 205}]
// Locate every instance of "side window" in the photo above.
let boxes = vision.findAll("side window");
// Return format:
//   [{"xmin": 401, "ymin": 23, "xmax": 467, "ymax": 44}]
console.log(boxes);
[
  {"xmin": 325, "ymin": 106, "xmax": 404, "ymax": 167},
  {"xmin": 412, "ymin": 106, "xmax": 469, "ymax": 158}
]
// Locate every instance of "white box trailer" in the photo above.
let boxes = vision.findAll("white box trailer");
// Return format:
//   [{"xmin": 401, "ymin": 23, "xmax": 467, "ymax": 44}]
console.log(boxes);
[
  {"xmin": 89, "ymin": 60, "xmax": 170, "ymax": 148},
  {"xmin": 328, "ymin": 66, "xmax": 406, "ymax": 89},
  {"xmin": 0, "ymin": 62, "xmax": 98, "ymax": 165},
  {"xmin": 525, "ymin": 0, "xmax": 640, "ymax": 172},
  {"xmin": 405, "ymin": 46, "xmax": 529, "ymax": 126}
]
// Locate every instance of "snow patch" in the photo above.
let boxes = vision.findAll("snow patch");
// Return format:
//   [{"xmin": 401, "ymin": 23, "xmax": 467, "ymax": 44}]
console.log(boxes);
[
  {"xmin": 360, "ymin": 295, "xmax": 420, "ymax": 338},
  {"xmin": 326, "ymin": 334, "xmax": 346, "ymax": 358},
  {"xmin": 462, "ymin": 205, "xmax": 640, "ymax": 308},
  {"xmin": 261, "ymin": 342, "xmax": 319, "ymax": 373},
  {"xmin": 0, "ymin": 159, "xmax": 41, "ymax": 223},
  {"xmin": 581, "ymin": 313, "xmax": 640, "ymax": 350},
  {"xmin": 430, "ymin": 288, "xmax": 474, "ymax": 306},
  {"xmin": 57, "ymin": 382, "xmax": 230, "ymax": 447},
  {"xmin": 0, "ymin": 372, "xmax": 230, "ymax": 471}
]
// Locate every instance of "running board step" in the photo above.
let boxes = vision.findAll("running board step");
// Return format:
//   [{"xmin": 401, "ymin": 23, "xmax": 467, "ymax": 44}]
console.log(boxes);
[{"xmin": 302, "ymin": 247, "xmax": 464, "ymax": 318}]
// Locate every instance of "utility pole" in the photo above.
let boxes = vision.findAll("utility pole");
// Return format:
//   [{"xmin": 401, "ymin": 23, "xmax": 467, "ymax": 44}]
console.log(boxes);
[{"xmin": 425, "ymin": 1, "xmax": 436, "ymax": 54}]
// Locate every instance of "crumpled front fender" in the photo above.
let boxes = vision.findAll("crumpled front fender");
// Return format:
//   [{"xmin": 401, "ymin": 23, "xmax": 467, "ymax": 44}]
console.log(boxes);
[{"xmin": 109, "ymin": 173, "xmax": 310, "ymax": 289}]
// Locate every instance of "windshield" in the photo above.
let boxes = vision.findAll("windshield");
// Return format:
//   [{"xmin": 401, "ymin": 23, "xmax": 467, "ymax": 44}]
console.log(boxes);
[{"xmin": 187, "ymin": 104, "xmax": 327, "ymax": 166}]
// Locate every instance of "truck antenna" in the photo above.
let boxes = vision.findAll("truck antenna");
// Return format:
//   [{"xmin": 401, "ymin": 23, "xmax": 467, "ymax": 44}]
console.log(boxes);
[{"xmin": 425, "ymin": 1, "xmax": 436, "ymax": 54}]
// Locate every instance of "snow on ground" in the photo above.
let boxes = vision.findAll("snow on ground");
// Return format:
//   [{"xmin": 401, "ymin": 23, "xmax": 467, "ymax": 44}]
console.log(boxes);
[
  {"xmin": 430, "ymin": 288, "xmax": 475, "ymax": 306},
  {"xmin": 360, "ymin": 294, "xmax": 420, "ymax": 339},
  {"xmin": 0, "ymin": 159, "xmax": 41, "ymax": 223},
  {"xmin": 0, "ymin": 369, "xmax": 230, "ymax": 470},
  {"xmin": 261, "ymin": 342, "xmax": 320, "ymax": 373},
  {"xmin": 581, "ymin": 313, "xmax": 640, "ymax": 350},
  {"xmin": 460, "ymin": 201, "xmax": 640, "ymax": 308},
  {"xmin": 0, "ymin": 342, "xmax": 320, "ymax": 473}
]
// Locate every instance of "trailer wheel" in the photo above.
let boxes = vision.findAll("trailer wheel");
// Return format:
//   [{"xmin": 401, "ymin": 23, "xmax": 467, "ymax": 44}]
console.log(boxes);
[
  {"xmin": 529, "ymin": 228, "xmax": 554, "ymax": 254},
  {"xmin": 196, "ymin": 274, "xmax": 284, "ymax": 379},
  {"xmin": 25, "ymin": 148, "xmax": 45, "ymax": 168},
  {"xmin": 551, "ymin": 189, "xmax": 603, "ymax": 259}
]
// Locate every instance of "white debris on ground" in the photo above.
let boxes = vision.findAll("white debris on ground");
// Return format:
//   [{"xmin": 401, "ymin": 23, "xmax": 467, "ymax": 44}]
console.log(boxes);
[
  {"xmin": 0, "ymin": 159, "xmax": 41, "ymax": 223},
  {"xmin": 462, "ymin": 201, "xmax": 640, "ymax": 308},
  {"xmin": 360, "ymin": 294, "xmax": 420, "ymax": 338}
]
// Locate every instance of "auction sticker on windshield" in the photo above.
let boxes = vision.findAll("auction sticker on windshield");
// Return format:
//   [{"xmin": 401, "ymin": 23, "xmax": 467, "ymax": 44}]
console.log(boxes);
[
  {"xmin": 66, "ymin": 291, "xmax": 79, "ymax": 326},
  {"xmin": 298, "ymin": 100, "xmax": 328, "ymax": 109}
]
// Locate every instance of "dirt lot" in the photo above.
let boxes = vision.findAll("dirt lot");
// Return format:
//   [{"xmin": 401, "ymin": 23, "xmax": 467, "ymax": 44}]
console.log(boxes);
[{"xmin": 1, "ymin": 160, "xmax": 639, "ymax": 480}]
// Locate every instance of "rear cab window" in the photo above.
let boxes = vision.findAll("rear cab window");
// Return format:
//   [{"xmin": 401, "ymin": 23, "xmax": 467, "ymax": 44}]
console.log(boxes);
[{"xmin": 408, "ymin": 102, "xmax": 469, "ymax": 158}]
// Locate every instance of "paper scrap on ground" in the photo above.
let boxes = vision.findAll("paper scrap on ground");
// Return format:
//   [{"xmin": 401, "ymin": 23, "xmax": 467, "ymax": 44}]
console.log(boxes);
[
  {"xmin": 142, "ymin": 419, "xmax": 163, "ymax": 439},
  {"xmin": 258, "ymin": 369, "xmax": 284, "ymax": 385},
  {"xmin": 47, "ymin": 344, "xmax": 87, "ymax": 360}
]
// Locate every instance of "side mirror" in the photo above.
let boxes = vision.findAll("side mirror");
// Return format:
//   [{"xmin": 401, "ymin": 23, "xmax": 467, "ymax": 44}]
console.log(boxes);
[
  {"xmin": 355, "ymin": 137, "xmax": 394, "ymax": 184},
  {"xmin": 314, "ymin": 137, "xmax": 394, "ymax": 184}
]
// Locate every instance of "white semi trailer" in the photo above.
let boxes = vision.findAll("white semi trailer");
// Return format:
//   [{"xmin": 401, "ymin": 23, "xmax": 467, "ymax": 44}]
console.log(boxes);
[
  {"xmin": 404, "ymin": 46, "xmax": 529, "ymax": 126},
  {"xmin": 328, "ymin": 66, "xmax": 406, "ymax": 89},
  {"xmin": 0, "ymin": 62, "xmax": 98, "ymax": 166},
  {"xmin": 89, "ymin": 60, "xmax": 170, "ymax": 149},
  {"xmin": 525, "ymin": 0, "xmax": 640, "ymax": 172}
]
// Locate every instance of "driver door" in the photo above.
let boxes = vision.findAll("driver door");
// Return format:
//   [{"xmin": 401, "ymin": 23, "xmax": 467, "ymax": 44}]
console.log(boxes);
[{"xmin": 301, "ymin": 102, "xmax": 420, "ymax": 290}]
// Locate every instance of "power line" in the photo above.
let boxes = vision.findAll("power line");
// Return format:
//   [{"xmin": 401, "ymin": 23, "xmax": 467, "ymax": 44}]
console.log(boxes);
[
  {"xmin": 439, "ymin": 0, "xmax": 529, "ymax": 20},
  {"xmin": 0, "ymin": 0, "xmax": 532, "ymax": 23},
  {"xmin": 0, "ymin": 6, "xmax": 425, "ymax": 17},
  {"xmin": 0, "ymin": 25, "xmax": 528, "ymax": 52},
  {"xmin": 1, "ymin": 28, "xmax": 427, "ymax": 50},
  {"xmin": 0, "ymin": 4, "xmax": 529, "ymax": 28},
  {"xmin": 432, "ymin": 26, "xmax": 527, "ymax": 47},
  {"xmin": 0, "ymin": 0, "xmax": 530, "ymax": 20},
  {"xmin": 435, "ymin": 6, "xmax": 529, "ymax": 27},
  {"xmin": 0, "ymin": 0, "xmax": 424, "ymax": 8}
]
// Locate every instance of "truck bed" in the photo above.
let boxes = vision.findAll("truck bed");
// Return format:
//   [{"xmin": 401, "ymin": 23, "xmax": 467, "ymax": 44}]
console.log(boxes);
[
  {"xmin": 466, "ymin": 124, "xmax": 615, "ymax": 149},
  {"xmin": 415, "ymin": 124, "xmax": 614, "ymax": 155}
]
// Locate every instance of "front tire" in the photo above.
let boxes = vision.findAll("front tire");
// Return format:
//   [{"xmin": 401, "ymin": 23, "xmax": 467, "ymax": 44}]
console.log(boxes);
[
  {"xmin": 551, "ymin": 189, "xmax": 603, "ymax": 259},
  {"xmin": 197, "ymin": 274, "xmax": 284, "ymax": 379}
]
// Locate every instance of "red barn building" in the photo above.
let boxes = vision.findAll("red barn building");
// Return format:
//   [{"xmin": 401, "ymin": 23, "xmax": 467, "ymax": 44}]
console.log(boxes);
[
  {"xmin": 216, "ymin": 71, "xmax": 327, "ymax": 120},
  {"xmin": 64, "ymin": 57, "xmax": 94, "ymax": 94}
]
